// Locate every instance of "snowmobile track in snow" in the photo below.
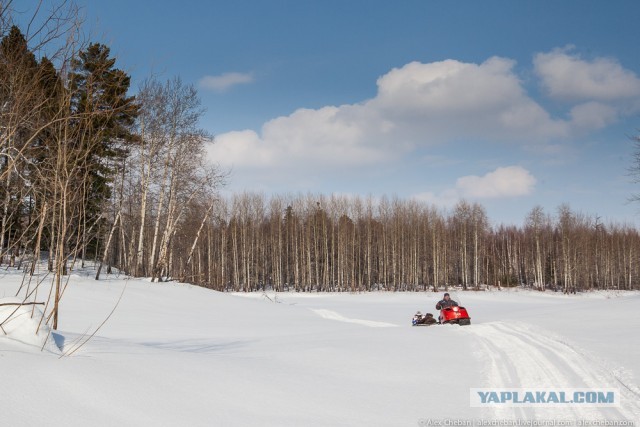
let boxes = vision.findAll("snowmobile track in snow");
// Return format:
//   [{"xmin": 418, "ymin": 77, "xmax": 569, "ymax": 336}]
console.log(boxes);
[
  {"xmin": 310, "ymin": 309, "xmax": 398, "ymax": 328},
  {"xmin": 469, "ymin": 321, "xmax": 640, "ymax": 422}
]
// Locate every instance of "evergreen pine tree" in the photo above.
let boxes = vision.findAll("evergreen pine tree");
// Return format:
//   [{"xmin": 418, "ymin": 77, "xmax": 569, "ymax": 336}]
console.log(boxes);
[
  {"xmin": 68, "ymin": 43, "xmax": 138, "ymax": 254},
  {"xmin": 28, "ymin": 56, "xmax": 64, "ymax": 213},
  {"xmin": 0, "ymin": 26, "xmax": 40, "ymax": 262}
]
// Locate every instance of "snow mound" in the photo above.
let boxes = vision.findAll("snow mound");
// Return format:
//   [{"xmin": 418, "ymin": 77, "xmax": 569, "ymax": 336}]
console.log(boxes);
[{"xmin": 0, "ymin": 297, "xmax": 60, "ymax": 354}]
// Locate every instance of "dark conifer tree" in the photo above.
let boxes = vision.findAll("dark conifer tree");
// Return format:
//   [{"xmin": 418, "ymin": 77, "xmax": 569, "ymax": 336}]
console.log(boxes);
[
  {"xmin": 0, "ymin": 26, "xmax": 40, "ymax": 262},
  {"xmin": 29, "ymin": 56, "xmax": 64, "ymax": 218},
  {"xmin": 68, "ymin": 43, "xmax": 138, "ymax": 255}
]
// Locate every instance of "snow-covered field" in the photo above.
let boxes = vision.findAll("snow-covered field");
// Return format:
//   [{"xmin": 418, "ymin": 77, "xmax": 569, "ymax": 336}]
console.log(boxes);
[{"xmin": 1, "ymin": 266, "xmax": 639, "ymax": 426}]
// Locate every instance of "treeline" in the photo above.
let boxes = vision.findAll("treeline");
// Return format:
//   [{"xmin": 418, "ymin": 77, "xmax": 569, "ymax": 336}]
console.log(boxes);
[
  {"xmin": 144, "ymin": 193, "xmax": 639, "ymax": 293},
  {"xmin": 0, "ymin": 5, "xmax": 220, "ymax": 328}
]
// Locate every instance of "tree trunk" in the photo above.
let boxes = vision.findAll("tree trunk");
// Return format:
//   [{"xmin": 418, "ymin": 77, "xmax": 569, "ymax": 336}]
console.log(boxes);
[{"xmin": 95, "ymin": 210, "xmax": 121, "ymax": 280}]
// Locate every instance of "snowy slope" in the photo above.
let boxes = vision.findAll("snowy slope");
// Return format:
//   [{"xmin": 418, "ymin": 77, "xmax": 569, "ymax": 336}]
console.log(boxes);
[{"xmin": 1, "ymin": 266, "xmax": 638, "ymax": 426}]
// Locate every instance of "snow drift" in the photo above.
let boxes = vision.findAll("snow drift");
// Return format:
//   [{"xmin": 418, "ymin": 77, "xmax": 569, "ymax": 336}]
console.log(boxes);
[{"xmin": 0, "ymin": 297, "xmax": 59, "ymax": 354}]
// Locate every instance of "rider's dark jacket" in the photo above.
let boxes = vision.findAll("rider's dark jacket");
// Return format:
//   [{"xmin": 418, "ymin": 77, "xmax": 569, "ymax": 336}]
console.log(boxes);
[{"xmin": 435, "ymin": 298, "xmax": 459, "ymax": 310}]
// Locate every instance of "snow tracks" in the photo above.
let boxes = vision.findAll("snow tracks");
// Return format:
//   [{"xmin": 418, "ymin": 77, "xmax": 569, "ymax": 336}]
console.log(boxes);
[
  {"xmin": 469, "ymin": 322, "xmax": 640, "ymax": 422},
  {"xmin": 310, "ymin": 309, "xmax": 398, "ymax": 328}
]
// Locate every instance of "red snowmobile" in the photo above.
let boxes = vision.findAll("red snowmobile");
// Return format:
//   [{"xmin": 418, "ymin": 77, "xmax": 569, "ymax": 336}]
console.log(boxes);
[
  {"xmin": 439, "ymin": 305, "xmax": 471, "ymax": 325},
  {"xmin": 412, "ymin": 295, "xmax": 472, "ymax": 326}
]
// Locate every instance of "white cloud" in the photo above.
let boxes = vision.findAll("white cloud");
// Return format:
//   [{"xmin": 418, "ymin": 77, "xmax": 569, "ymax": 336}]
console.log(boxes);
[
  {"xmin": 412, "ymin": 166, "xmax": 537, "ymax": 208},
  {"xmin": 456, "ymin": 166, "xmax": 536, "ymax": 198},
  {"xmin": 211, "ymin": 105, "xmax": 400, "ymax": 172},
  {"xmin": 209, "ymin": 130, "xmax": 272, "ymax": 167},
  {"xmin": 534, "ymin": 48, "xmax": 640, "ymax": 101},
  {"xmin": 199, "ymin": 72, "xmax": 254, "ymax": 92},
  {"xmin": 371, "ymin": 57, "xmax": 569, "ymax": 140},
  {"xmin": 412, "ymin": 189, "xmax": 460, "ymax": 209},
  {"xmin": 568, "ymin": 102, "xmax": 618, "ymax": 131}
]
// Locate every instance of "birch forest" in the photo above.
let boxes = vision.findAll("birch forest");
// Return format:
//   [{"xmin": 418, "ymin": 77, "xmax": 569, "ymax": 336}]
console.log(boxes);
[{"xmin": 162, "ymin": 194, "xmax": 640, "ymax": 292}]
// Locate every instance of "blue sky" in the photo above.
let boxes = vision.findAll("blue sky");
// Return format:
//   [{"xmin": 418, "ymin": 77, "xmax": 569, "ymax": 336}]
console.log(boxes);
[{"xmin": 20, "ymin": 0, "xmax": 640, "ymax": 226}]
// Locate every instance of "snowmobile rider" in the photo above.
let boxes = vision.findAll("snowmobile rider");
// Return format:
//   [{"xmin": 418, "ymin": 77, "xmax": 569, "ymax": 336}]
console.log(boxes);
[{"xmin": 435, "ymin": 293, "xmax": 458, "ymax": 310}]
